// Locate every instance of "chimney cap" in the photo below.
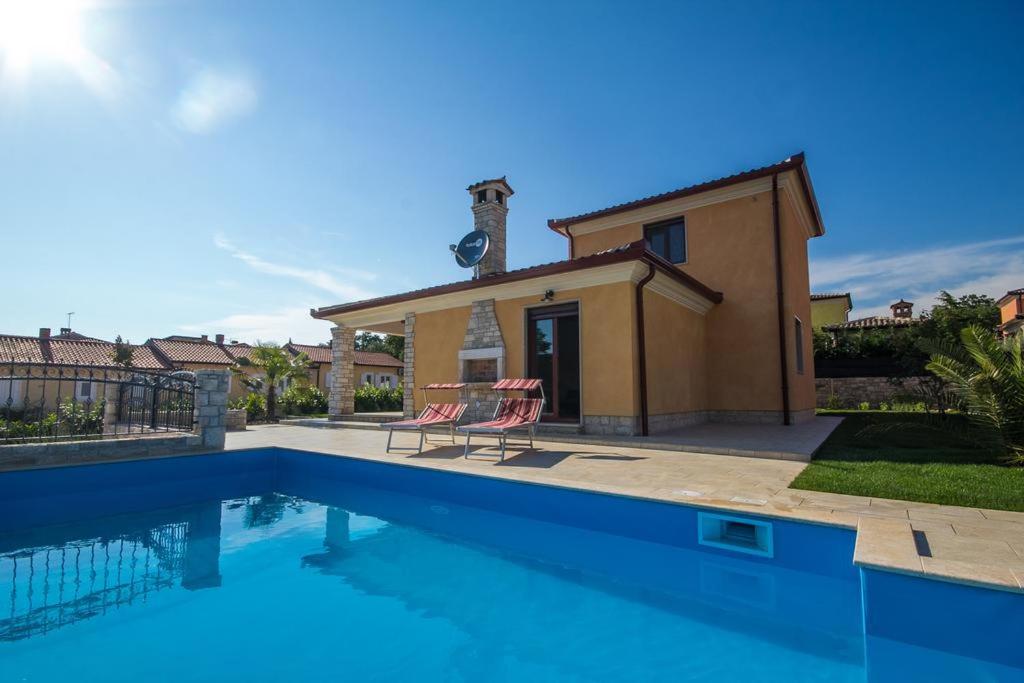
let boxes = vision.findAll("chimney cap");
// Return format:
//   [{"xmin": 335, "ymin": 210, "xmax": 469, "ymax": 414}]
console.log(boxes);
[
  {"xmin": 466, "ymin": 176, "xmax": 514, "ymax": 196},
  {"xmin": 200, "ymin": 334, "xmax": 209, "ymax": 342}
]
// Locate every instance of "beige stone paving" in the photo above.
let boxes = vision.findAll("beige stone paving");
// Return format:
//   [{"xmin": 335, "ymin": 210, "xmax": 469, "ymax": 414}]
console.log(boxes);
[{"xmin": 226, "ymin": 424, "xmax": 1024, "ymax": 593}]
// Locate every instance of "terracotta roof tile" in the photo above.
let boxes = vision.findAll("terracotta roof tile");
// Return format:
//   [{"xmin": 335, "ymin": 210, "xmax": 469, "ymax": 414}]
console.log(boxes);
[
  {"xmin": 811, "ymin": 292, "xmax": 851, "ymax": 301},
  {"xmin": 148, "ymin": 338, "xmax": 234, "ymax": 365},
  {"xmin": 0, "ymin": 335, "xmax": 170, "ymax": 369},
  {"xmin": 312, "ymin": 241, "xmax": 721, "ymax": 319},
  {"xmin": 0, "ymin": 335, "xmax": 47, "ymax": 364},
  {"xmin": 223, "ymin": 343, "xmax": 256, "ymax": 362},
  {"xmin": 825, "ymin": 317, "xmax": 922, "ymax": 331},
  {"xmin": 354, "ymin": 350, "xmax": 403, "ymax": 368},
  {"xmin": 287, "ymin": 343, "xmax": 332, "ymax": 365}
]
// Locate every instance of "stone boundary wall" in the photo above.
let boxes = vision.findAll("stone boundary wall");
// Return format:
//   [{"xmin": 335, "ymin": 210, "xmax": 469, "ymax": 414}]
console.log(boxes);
[
  {"xmin": 0, "ymin": 433, "xmax": 203, "ymax": 472},
  {"xmin": 0, "ymin": 369, "xmax": 230, "ymax": 471},
  {"xmin": 815, "ymin": 376, "xmax": 931, "ymax": 408}
]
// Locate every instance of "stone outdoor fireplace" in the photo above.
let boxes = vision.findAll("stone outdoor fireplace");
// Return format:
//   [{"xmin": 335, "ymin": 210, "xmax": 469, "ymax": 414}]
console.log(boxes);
[{"xmin": 459, "ymin": 299, "xmax": 505, "ymax": 421}]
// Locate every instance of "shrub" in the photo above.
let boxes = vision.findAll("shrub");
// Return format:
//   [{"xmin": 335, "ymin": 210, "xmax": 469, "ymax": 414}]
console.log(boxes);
[
  {"xmin": 278, "ymin": 385, "xmax": 328, "ymax": 415},
  {"xmin": 231, "ymin": 392, "xmax": 267, "ymax": 422},
  {"xmin": 825, "ymin": 393, "xmax": 843, "ymax": 410},
  {"xmin": 858, "ymin": 402, "xmax": 871, "ymax": 411},
  {"xmin": 354, "ymin": 384, "xmax": 403, "ymax": 412},
  {"xmin": 927, "ymin": 327, "xmax": 1024, "ymax": 462},
  {"xmin": 58, "ymin": 399, "xmax": 104, "ymax": 436}
]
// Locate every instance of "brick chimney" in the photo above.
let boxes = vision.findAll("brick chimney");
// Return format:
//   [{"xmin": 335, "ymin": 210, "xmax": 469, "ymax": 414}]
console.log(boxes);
[
  {"xmin": 466, "ymin": 177, "xmax": 513, "ymax": 277},
  {"xmin": 200, "ymin": 334, "xmax": 209, "ymax": 342},
  {"xmin": 891, "ymin": 300, "xmax": 913, "ymax": 319},
  {"xmin": 215, "ymin": 333, "xmax": 225, "ymax": 345},
  {"xmin": 39, "ymin": 327, "xmax": 50, "ymax": 339}
]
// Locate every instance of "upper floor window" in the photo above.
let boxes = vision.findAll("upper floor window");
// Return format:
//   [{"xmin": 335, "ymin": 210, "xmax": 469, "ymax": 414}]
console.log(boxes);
[{"xmin": 644, "ymin": 218, "xmax": 686, "ymax": 264}]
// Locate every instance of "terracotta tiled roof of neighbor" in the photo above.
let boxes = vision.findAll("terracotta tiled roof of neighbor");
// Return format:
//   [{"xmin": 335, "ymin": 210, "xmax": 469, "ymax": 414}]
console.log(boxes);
[
  {"xmin": 148, "ymin": 338, "xmax": 234, "ymax": 365},
  {"xmin": 824, "ymin": 317, "xmax": 922, "ymax": 331},
  {"xmin": 353, "ymin": 351, "xmax": 403, "ymax": 368},
  {"xmin": 285, "ymin": 342, "xmax": 333, "ymax": 365},
  {"xmin": 0, "ymin": 334, "xmax": 169, "ymax": 369}
]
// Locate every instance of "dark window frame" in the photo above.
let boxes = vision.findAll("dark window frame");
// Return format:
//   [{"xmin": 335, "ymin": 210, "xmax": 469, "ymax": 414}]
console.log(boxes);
[
  {"xmin": 643, "ymin": 217, "xmax": 687, "ymax": 264},
  {"xmin": 794, "ymin": 317, "xmax": 805, "ymax": 375}
]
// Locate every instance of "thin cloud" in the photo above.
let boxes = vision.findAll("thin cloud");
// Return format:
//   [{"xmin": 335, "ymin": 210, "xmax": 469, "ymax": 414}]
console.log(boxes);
[
  {"xmin": 811, "ymin": 235, "xmax": 1024, "ymax": 316},
  {"xmin": 181, "ymin": 306, "xmax": 332, "ymax": 345},
  {"xmin": 214, "ymin": 234, "xmax": 377, "ymax": 301},
  {"xmin": 173, "ymin": 67, "xmax": 258, "ymax": 134}
]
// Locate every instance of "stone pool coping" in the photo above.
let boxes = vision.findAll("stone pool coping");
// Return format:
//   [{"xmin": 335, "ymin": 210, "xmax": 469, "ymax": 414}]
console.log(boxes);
[{"xmin": 2, "ymin": 423, "xmax": 1021, "ymax": 594}]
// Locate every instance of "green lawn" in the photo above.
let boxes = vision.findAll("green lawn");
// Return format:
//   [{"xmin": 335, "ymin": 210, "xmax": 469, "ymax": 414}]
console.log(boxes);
[{"xmin": 790, "ymin": 411, "xmax": 1024, "ymax": 511}]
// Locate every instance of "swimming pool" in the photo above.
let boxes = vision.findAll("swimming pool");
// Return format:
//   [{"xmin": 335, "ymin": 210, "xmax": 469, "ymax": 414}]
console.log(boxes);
[{"xmin": 0, "ymin": 448, "xmax": 1020, "ymax": 681}]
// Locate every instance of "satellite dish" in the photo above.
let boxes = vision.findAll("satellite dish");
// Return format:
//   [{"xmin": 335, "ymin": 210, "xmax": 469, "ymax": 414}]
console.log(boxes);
[{"xmin": 451, "ymin": 230, "xmax": 490, "ymax": 268}]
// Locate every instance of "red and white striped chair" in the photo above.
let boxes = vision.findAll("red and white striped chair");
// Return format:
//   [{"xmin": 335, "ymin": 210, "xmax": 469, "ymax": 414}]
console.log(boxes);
[
  {"xmin": 381, "ymin": 383, "xmax": 467, "ymax": 454},
  {"xmin": 457, "ymin": 378, "xmax": 545, "ymax": 460}
]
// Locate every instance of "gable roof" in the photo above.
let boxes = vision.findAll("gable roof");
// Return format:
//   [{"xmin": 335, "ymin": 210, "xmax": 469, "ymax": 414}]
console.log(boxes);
[
  {"xmin": 148, "ymin": 337, "xmax": 234, "ymax": 365},
  {"xmin": 546, "ymin": 153, "xmax": 823, "ymax": 236},
  {"xmin": 0, "ymin": 334, "xmax": 169, "ymax": 369},
  {"xmin": 286, "ymin": 342, "xmax": 333, "ymax": 365},
  {"xmin": 312, "ymin": 240, "xmax": 722, "ymax": 320},
  {"xmin": 354, "ymin": 350, "xmax": 403, "ymax": 368},
  {"xmin": 222, "ymin": 343, "xmax": 255, "ymax": 362},
  {"xmin": 811, "ymin": 292, "xmax": 853, "ymax": 309}
]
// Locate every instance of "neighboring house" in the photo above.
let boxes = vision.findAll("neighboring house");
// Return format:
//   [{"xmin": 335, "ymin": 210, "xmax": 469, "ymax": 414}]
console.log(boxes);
[
  {"xmin": 146, "ymin": 334, "xmax": 242, "ymax": 398},
  {"xmin": 997, "ymin": 288, "xmax": 1023, "ymax": 338},
  {"xmin": 354, "ymin": 351, "xmax": 404, "ymax": 389},
  {"xmin": 810, "ymin": 293, "xmax": 853, "ymax": 329},
  {"xmin": 284, "ymin": 342, "xmax": 404, "ymax": 393},
  {"xmin": 312, "ymin": 153, "xmax": 825, "ymax": 434},
  {"xmin": 823, "ymin": 299, "xmax": 922, "ymax": 334},
  {"xmin": 0, "ymin": 328, "xmax": 168, "ymax": 412}
]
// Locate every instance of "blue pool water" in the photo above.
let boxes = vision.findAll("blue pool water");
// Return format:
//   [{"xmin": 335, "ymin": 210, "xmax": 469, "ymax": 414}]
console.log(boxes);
[{"xmin": 0, "ymin": 448, "xmax": 1021, "ymax": 682}]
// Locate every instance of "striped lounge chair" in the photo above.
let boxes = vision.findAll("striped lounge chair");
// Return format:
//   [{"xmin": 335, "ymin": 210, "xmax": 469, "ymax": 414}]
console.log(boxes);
[
  {"xmin": 457, "ymin": 379, "xmax": 545, "ymax": 461},
  {"xmin": 381, "ymin": 383, "xmax": 467, "ymax": 454}
]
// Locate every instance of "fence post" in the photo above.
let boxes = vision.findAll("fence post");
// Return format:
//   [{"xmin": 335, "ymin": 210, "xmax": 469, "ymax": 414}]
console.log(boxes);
[
  {"xmin": 195, "ymin": 370, "xmax": 229, "ymax": 450},
  {"xmin": 103, "ymin": 381, "xmax": 119, "ymax": 435}
]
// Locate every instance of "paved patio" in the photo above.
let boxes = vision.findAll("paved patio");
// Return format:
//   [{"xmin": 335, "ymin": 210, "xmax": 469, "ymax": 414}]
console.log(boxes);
[
  {"xmin": 227, "ymin": 423, "xmax": 1024, "ymax": 593},
  {"xmin": 281, "ymin": 415, "xmax": 843, "ymax": 461}
]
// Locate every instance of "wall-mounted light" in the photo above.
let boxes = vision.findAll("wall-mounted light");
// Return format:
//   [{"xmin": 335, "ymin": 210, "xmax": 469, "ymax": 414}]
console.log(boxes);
[{"xmin": 541, "ymin": 289, "xmax": 555, "ymax": 302}]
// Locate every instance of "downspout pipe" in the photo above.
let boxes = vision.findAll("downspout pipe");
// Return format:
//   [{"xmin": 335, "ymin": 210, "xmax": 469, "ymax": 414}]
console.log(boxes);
[
  {"xmin": 566, "ymin": 227, "xmax": 576, "ymax": 260},
  {"xmin": 635, "ymin": 262, "xmax": 656, "ymax": 436},
  {"xmin": 771, "ymin": 174, "xmax": 792, "ymax": 426}
]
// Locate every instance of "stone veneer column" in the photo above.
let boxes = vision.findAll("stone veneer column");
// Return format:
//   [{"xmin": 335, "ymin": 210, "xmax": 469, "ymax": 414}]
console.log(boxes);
[
  {"xmin": 329, "ymin": 325, "xmax": 356, "ymax": 419},
  {"xmin": 194, "ymin": 369, "xmax": 230, "ymax": 449},
  {"xmin": 403, "ymin": 313, "xmax": 416, "ymax": 418}
]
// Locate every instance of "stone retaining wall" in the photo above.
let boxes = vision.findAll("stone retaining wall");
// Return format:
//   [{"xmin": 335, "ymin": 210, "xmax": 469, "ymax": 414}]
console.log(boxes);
[
  {"xmin": 815, "ymin": 376, "xmax": 931, "ymax": 408},
  {"xmin": 226, "ymin": 409, "xmax": 247, "ymax": 431}
]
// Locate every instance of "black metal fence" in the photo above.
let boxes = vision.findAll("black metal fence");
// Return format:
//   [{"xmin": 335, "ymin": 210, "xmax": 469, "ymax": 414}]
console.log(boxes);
[{"xmin": 0, "ymin": 364, "xmax": 196, "ymax": 444}]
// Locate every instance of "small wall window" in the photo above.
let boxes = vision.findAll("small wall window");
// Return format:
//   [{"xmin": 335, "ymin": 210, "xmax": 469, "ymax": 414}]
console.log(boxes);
[
  {"xmin": 794, "ymin": 317, "xmax": 805, "ymax": 375},
  {"xmin": 643, "ymin": 218, "xmax": 686, "ymax": 264},
  {"xmin": 495, "ymin": 191, "xmax": 504, "ymax": 205},
  {"xmin": 75, "ymin": 381, "xmax": 94, "ymax": 401},
  {"xmin": 361, "ymin": 373, "xmax": 374, "ymax": 386},
  {"xmin": 476, "ymin": 189, "xmax": 487, "ymax": 203}
]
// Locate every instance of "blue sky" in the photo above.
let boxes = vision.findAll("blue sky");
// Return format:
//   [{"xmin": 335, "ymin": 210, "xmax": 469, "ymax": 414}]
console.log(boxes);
[{"xmin": 1, "ymin": 0, "xmax": 1021, "ymax": 344}]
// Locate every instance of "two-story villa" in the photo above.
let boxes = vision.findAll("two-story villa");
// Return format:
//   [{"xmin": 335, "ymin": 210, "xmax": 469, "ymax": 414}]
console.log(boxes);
[{"xmin": 312, "ymin": 153, "xmax": 824, "ymax": 436}]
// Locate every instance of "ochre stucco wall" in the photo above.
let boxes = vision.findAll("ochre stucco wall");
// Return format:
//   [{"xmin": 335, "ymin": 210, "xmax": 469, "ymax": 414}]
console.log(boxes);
[
  {"xmin": 493, "ymin": 281, "xmax": 638, "ymax": 419},
  {"xmin": 642, "ymin": 290, "xmax": 707, "ymax": 416},
  {"xmin": 810, "ymin": 298, "xmax": 850, "ymax": 329},
  {"xmin": 570, "ymin": 186, "xmax": 816, "ymax": 417},
  {"xmin": 1000, "ymin": 297, "xmax": 1022, "ymax": 325},
  {"xmin": 408, "ymin": 282, "xmax": 638, "ymax": 418},
  {"xmin": 411, "ymin": 306, "xmax": 472, "ymax": 412}
]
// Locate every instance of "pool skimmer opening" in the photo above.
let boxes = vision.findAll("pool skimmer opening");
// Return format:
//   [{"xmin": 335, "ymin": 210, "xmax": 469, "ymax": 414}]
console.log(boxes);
[{"xmin": 697, "ymin": 512, "xmax": 774, "ymax": 558}]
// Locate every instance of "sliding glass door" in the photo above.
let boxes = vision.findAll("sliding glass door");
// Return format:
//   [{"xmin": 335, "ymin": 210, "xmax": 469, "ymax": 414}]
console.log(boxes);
[{"xmin": 527, "ymin": 303, "xmax": 580, "ymax": 421}]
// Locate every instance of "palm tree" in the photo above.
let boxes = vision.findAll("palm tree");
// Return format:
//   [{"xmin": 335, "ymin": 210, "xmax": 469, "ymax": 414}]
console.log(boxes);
[
  {"xmin": 232, "ymin": 342, "xmax": 311, "ymax": 421},
  {"xmin": 926, "ymin": 327, "xmax": 1024, "ymax": 462}
]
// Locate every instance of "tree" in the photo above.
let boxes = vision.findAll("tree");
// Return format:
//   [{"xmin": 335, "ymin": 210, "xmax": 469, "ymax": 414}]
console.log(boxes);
[
  {"xmin": 231, "ymin": 342, "xmax": 311, "ymax": 421},
  {"xmin": 354, "ymin": 331, "xmax": 404, "ymax": 361},
  {"xmin": 926, "ymin": 327, "xmax": 1024, "ymax": 462},
  {"xmin": 112, "ymin": 335, "xmax": 134, "ymax": 368},
  {"xmin": 921, "ymin": 291, "xmax": 1000, "ymax": 346}
]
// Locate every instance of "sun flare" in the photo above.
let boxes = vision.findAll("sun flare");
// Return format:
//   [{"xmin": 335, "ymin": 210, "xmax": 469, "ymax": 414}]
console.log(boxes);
[{"xmin": 0, "ymin": 0, "xmax": 87, "ymax": 74}]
